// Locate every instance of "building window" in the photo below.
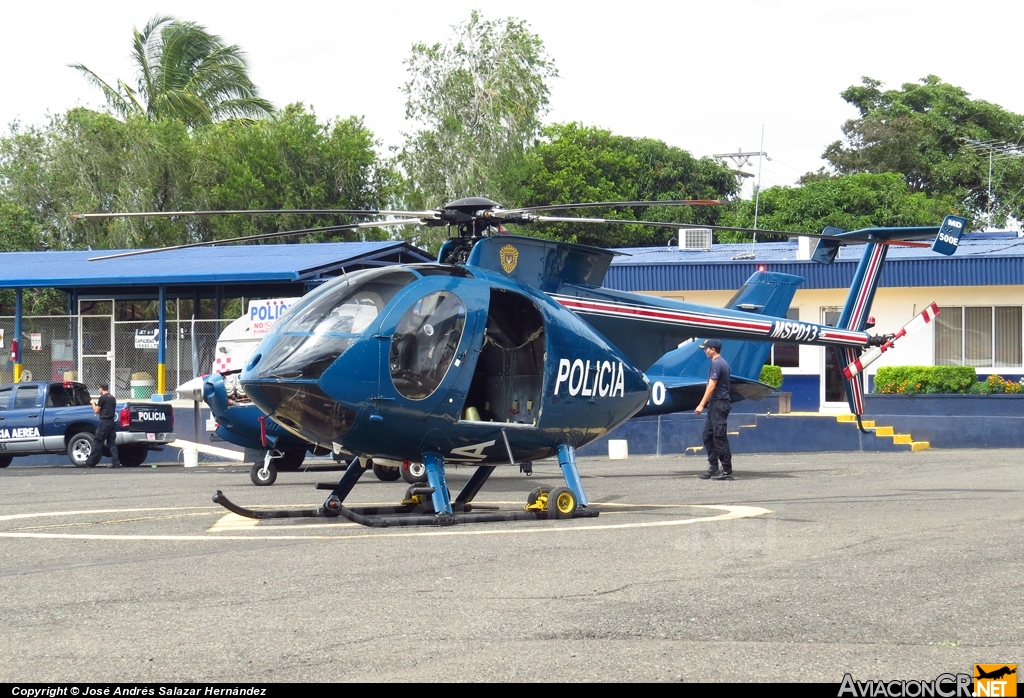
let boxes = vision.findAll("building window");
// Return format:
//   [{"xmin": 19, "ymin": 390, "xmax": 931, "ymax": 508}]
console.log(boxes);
[
  {"xmin": 935, "ymin": 306, "xmax": 1023, "ymax": 367},
  {"xmin": 769, "ymin": 308, "xmax": 801, "ymax": 367}
]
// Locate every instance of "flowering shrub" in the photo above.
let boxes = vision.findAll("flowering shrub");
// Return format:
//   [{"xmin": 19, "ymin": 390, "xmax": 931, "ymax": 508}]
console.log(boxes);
[
  {"xmin": 875, "ymin": 366, "xmax": 1023, "ymax": 394},
  {"xmin": 969, "ymin": 374, "xmax": 1024, "ymax": 394}
]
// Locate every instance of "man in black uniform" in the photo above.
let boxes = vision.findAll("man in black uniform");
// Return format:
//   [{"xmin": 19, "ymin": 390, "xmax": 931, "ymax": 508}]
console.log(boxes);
[
  {"xmin": 694, "ymin": 339, "xmax": 733, "ymax": 480},
  {"xmin": 85, "ymin": 382, "xmax": 121, "ymax": 468}
]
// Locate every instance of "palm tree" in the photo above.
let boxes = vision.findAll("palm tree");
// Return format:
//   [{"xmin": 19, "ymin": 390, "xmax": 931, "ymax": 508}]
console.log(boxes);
[{"xmin": 71, "ymin": 15, "xmax": 274, "ymax": 128}]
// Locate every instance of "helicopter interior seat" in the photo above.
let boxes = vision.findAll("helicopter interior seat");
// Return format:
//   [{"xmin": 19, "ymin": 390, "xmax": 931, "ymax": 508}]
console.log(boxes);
[{"xmin": 464, "ymin": 289, "xmax": 545, "ymax": 425}]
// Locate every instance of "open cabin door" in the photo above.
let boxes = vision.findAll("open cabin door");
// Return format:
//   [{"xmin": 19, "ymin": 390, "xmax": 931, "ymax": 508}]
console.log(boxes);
[{"xmin": 463, "ymin": 289, "xmax": 546, "ymax": 427}]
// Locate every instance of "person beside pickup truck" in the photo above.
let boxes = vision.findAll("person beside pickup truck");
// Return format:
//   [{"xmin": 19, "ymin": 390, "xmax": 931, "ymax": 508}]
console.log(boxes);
[{"xmin": 85, "ymin": 381, "xmax": 120, "ymax": 469}]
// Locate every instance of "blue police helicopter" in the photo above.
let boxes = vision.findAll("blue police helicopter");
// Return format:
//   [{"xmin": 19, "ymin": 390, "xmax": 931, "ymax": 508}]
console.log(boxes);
[{"xmin": 81, "ymin": 199, "xmax": 965, "ymax": 526}]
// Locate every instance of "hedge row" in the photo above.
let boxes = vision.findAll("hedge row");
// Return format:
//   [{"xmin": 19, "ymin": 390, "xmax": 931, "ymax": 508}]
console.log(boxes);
[{"xmin": 874, "ymin": 366, "xmax": 1023, "ymax": 394}]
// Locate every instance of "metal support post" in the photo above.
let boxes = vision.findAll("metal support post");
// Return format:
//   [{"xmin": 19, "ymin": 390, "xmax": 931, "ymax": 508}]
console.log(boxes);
[
  {"xmin": 557, "ymin": 443, "xmax": 589, "ymax": 508},
  {"xmin": 424, "ymin": 452, "xmax": 453, "ymax": 516},
  {"xmin": 157, "ymin": 286, "xmax": 167, "ymax": 395},
  {"xmin": 13, "ymin": 288, "xmax": 22, "ymax": 383}
]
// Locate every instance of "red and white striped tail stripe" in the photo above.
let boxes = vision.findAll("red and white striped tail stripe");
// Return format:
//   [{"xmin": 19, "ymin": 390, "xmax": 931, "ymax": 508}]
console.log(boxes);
[{"xmin": 551, "ymin": 294, "xmax": 775, "ymax": 335}]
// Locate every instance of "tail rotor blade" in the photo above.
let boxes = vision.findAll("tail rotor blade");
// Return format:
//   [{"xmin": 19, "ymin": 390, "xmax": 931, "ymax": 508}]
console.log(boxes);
[{"xmin": 842, "ymin": 303, "xmax": 940, "ymax": 380}]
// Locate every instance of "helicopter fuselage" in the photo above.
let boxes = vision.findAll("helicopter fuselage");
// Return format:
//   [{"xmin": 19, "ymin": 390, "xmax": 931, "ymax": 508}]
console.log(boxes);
[{"xmin": 241, "ymin": 262, "xmax": 650, "ymax": 466}]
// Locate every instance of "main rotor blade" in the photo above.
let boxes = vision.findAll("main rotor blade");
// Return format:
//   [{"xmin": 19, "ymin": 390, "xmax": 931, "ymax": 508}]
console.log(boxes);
[
  {"xmin": 527, "ymin": 215, "xmax": 801, "ymax": 236},
  {"xmin": 73, "ymin": 208, "xmax": 437, "ymax": 220},
  {"xmin": 522, "ymin": 216, "xmax": 941, "ymax": 246},
  {"xmin": 506, "ymin": 200, "xmax": 721, "ymax": 214},
  {"xmin": 87, "ymin": 219, "xmax": 421, "ymax": 261}
]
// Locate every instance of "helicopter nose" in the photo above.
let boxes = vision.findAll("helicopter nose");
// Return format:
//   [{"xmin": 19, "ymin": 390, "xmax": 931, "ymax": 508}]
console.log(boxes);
[{"xmin": 244, "ymin": 381, "xmax": 357, "ymax": 445}]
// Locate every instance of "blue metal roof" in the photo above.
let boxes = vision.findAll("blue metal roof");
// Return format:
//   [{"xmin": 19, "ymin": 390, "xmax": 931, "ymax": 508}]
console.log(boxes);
[
  {"xmin": 0, "ymin": 241, "xmax": 433, "ymax": 289},
  {"xmin": 606, "ymin": 234, "xmax": 1024, "ymax": 291}
]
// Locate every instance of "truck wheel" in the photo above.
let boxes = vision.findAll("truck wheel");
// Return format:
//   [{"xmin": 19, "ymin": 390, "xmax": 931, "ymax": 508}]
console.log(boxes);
[
  {"xmin": 68, "ymin": 432, "xmax": 95, "ymax": 467},
  {"xmin": 118, "ymin": 445, "xmax": 148, "ymax": 467},
  {"xmin": 371, "ymin": 460, "xmax": 402, "ymax": 481},
  {"xmin": 0, "ymin": 455, "xmax": 12, "ymax": 468},
  {"xmin": 277, "ymin": 450, "xmax": 306, "ymax": 471},
  {"xmin": 250, "ymin": 461, "xmax": 277, "ymax": 486}
]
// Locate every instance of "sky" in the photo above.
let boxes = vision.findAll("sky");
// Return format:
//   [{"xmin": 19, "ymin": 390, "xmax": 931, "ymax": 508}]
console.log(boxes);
[{"xmin": 2, "ymin": 0, "xmax": 1023, "ymax": 196}]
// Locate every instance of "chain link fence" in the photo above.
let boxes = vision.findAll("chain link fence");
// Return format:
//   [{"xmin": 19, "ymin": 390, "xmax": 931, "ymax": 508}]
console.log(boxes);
[
  {"xmin": 1, "ymin": 315, "xmax": 230, "ymax": 397},
  {"xmin": 0, "ymin": 315, "xmax": 78, "ymax": 385},
  {"xmin": 114, "ymin": 319, "xmax": 227, "ymax": 396}
]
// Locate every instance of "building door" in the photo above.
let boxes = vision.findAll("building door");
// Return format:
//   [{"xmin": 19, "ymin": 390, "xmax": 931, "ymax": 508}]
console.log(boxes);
[
  {"xmin": 820, "ymin": 307, "xmax": 847, "ymax": 410},
  {"xmin": 79, "ymin": 300, "xmax": 114, "ymax": 395}
]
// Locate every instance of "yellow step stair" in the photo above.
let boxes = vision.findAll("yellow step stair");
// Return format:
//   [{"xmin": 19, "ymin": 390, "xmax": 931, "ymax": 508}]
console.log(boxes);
[{"xmin": 834, "ymin": 413, "xmax": 929, "ymax": 451}]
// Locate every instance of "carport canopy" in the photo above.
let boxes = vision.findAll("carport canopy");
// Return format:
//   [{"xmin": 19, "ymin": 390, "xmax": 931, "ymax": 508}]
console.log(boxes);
[{"xmin": 0, "ymin": 241, "xmax": 433, "ymax": 392}]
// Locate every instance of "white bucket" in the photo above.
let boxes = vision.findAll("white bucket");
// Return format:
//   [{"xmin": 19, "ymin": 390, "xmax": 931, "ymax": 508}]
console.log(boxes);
[
  {"xmin": 183, "ymin": 444, "xmax": 199, "ymax": 468},
  {"xmin": 608, "ymin": 439, "xmax": 629, "ymax": 460}
]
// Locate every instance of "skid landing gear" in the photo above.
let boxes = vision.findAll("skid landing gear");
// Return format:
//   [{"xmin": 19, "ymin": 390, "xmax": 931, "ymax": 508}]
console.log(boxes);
[{"xmin": 214, "ymin": 445, "xmax": 598, "ymax": 527}]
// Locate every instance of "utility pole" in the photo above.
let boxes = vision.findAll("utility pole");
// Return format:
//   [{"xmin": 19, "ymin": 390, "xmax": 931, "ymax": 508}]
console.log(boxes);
[
  {"xmin": 714, "ymin": 140, "xmax": 769, "ymax": 231},
  {"xmin": 961, "ymin": 139, "xmax": 1023, "ymax": 229}
]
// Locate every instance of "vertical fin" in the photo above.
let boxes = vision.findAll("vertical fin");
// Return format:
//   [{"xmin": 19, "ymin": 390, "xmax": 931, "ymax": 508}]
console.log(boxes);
[
  {"xmin": 931, "ymin": 215, "xmax": 967, "ymax": 256},
  {"xmin": 836, "ymin": 242, "xmax": 888, "ymax": 417}
]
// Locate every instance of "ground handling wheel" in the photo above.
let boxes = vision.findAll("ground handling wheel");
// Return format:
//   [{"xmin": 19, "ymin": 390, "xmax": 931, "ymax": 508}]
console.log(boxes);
[
  {"xmin": 547, "ymin": 486, "xmax": 577, "ymax": 519},
  {"xmin": 525, "ymin": 485, "xmax": 552, "ymax": 512},
  {"xmin": 250, "ymin": 460, "xmax": 277, "ymax": 486}
]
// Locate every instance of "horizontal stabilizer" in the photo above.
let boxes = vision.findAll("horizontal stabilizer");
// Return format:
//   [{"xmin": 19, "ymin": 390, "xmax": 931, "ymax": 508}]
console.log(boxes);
[
  {"xmin": 731, "ymin": 377, "xmax": 777, "ymax": 401},
  {"xmin": 811, "ymin": 237, "xmax": 842, "ymax": 265}
]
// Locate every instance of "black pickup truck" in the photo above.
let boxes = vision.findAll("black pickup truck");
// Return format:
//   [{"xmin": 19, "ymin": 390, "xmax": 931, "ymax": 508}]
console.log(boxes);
[{"xmin": 0, "ymin": 381, "xmax": 175, "ymax": 468}]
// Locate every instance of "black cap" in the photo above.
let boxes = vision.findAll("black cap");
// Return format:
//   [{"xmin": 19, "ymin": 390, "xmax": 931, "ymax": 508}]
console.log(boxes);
[
  {"xmin": 699, "ymin": 338, "xmax": 722, "ymax": 350},
  {"xmin": 98, "ymin": 381, "xmax": 109, "ymax": 390}
]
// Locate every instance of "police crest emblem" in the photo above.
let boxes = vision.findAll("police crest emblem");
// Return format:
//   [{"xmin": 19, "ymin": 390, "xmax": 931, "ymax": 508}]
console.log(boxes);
[{"xmin": 499, "ymin": 244, "xmax": 519, "ymax": 274}]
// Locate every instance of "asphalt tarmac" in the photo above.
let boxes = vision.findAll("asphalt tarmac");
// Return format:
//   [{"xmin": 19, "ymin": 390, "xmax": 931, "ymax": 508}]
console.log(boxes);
[{"xmin": 1, "ymin": 449, "xmax": 1021, "ymax": 683}]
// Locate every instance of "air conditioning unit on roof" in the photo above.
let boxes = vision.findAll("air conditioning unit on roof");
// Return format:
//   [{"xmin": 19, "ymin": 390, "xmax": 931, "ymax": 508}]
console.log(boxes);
[{"xmin": 679, "ymin": 227, "xmax": 713, "ymax": 250}]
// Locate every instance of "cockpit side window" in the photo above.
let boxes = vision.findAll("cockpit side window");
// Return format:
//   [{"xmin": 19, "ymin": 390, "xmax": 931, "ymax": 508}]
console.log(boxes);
[{"xmin": 389, "ymin": 291, "xmax": 466, "ymax": 400}]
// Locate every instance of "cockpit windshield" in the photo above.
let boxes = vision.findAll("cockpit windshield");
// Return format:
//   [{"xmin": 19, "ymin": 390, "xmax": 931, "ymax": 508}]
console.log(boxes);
[{"xmin": 253, "ymin": 267, "xmax": 417, "ymax": 380}]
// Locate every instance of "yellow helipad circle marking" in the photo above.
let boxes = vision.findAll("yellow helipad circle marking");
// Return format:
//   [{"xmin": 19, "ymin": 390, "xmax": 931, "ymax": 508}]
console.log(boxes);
[{"xmin": 0, "ymin": 502, "xmax": 771, "ymax": 541}]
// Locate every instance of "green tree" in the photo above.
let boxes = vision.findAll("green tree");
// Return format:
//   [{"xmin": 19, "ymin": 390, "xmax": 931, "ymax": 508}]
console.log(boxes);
[
  {"xmin": 823, "ymin": 76, "xmax": 1024, "ymax": 225},
  {"xmin": 191, "ymin": 104, "xmax": 401, "ymax": 243},
  {"xmin": 0, "ymin": 105, "xmax": 397, "ymax": 251},
  {"xmin": 0, "ymin": 198, "xmax": 40, "ymax": 251},
  {"xmin": 400, "ymin": 10, "xmax": 558, "ymax": 214},
  {"xmin": 0, "ymin": 109, "xmax": 195, "ymax": 250},
  {"xmin": 720, "ymin": 172, "xmax": 959, "ymax": 240},
  {"xmin": 71, "ymin": 15, "xmax": 273, "ymax": 129},
  {"xmin": 512, "ymin": 123, "xmax": 739, "ymax": 246}
]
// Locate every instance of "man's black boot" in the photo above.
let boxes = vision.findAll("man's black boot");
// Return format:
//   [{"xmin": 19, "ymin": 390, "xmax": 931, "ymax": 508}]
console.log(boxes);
[
  {"xmin": 699, "ymin": 467, "xmax": 720, "ymax": 480},
  {"xmin": 711, "ymin": 469, "xmax": 733, "ymax": 480}
]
